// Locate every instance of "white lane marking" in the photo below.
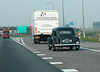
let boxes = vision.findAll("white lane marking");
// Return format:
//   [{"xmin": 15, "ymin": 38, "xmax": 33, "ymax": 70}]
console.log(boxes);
[
  {"xmin": 81, "ymin": 47, "xmax": 100, "ymax": 53},
  {"xmin": 29, "ymin": 49, "xmax": 36, "ymax": 52},
  {"xmin": 29, "ymin": 48, "xmax": 36, "ymax": 50},
  {"xmin": 37, "ymin": 54, "xmax": 46, "ymax": 56},
  {"xmin": 23, "ymin": 45, "xmax": 30, "ymax": 48},
  {"xmin": 33, "ymin": 51, "xmax": 40, "ymax": 53},
  {"xmin": 61, "ymin": 69, "xmax": 79, "ymax": 72},
  {"xmin": 21, "ymin": 38, "xmax": 25, "ymax": 45},
  {"xmin": 11, "ymin": 37, "xmax": 20, "ymax": 42},
  {"xmin": 23, "ymin": 45, "xmax": 28, "ymax": 47},
  {"xmin": 26, "ymin": 48, "xmax": 33, "ymax": 49},
  {"xmin": 50, "ymin": 62, "xmax": 63, "ymax": 65},
  {"xmin": 42, "ymin": 57, "xmax": 53, "ymax": 60},
  {"xmin": 11, "ymin": 37, "xmax": 23, "ymax": 45}
]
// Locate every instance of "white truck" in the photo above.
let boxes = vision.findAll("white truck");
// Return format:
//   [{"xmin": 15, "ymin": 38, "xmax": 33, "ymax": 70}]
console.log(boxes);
[{"xmin": 33, "ymin": 10, "xmax": 59, "ymax": 44}]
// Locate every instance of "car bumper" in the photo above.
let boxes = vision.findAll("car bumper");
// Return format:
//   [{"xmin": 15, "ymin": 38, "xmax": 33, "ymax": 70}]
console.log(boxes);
[
  {"xmin": 54, "ymin": 44, "xmax": 80, "ymax": 47},
  {"xmin": 3, "ymin": 36, "xmax": 9, "ymax": 37}
]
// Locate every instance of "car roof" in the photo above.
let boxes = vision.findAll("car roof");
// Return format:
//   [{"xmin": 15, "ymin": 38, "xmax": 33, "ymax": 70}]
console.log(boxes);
[{"xmin": 53, "ymin": 27, "xmax": 74, "ymax": 31}]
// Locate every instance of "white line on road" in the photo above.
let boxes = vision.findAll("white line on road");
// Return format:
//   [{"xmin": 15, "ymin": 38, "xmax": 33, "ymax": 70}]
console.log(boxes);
[
  {"xmin": 50, "ymin": 62, "xmax": 63, "ymax": 65},
  {"xmin": 33, "ymin": 51, "xmax": 41, "ymax": 53},
  {"xmin": 37, "ymin": 54, "xmax": 46, "ymax": 56},
  {"xmin": 26, "ymin": 48, "xmax": 33, "ymax": 49},
  {"xmin": 29, "ymin": 48, "xmax": 36, "ymax": 50},
  {"xmin": 42, "ymin": 57, "xmax": 53, "ymax": 60},
  {"xmin": 11, "ymin": 37, "xmax": 23, "ymax": 45},
  {"xmin": 29, "ymin": 49, "xmax": 36, "ymax": 51},
  {"xmin": 21, "ymin": 38, "xmax": 25, "ymax": 45},
  {"xmin": 81, "ymin": 47, "xmax": 100, "ymax": 53},
  {"xmin": 61, "ymin": 69, "xmax": 79, "ymax": 72},
  {"xmin": 23, "ymin": 45, "xmax": 29, "ymax": 48}
]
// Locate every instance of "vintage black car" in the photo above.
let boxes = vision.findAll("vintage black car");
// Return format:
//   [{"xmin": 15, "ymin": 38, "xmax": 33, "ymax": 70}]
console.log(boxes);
[{"xmin": 48, "ymin": 27, "xmax": 80, "ymax": 51}]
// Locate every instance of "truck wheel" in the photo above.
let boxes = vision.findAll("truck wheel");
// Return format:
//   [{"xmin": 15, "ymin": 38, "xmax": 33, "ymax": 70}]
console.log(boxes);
[
  {"xmin": 75, "ymin": 45, "xmax": 80, "ymax": 51},
  {"xmin": 35, "ymin": 42, "xmax": 37, "ymax": 44},
  {"xmin": 34, "ymin": 40, "xmax": 40, "ymax": 44},
  {"xmin": 38, "ymin": 41, "xmax": 40, "ymax": 44},
  {"xmin": 34, "ymin": 41, "xmax": 37, "ymax": 44}
]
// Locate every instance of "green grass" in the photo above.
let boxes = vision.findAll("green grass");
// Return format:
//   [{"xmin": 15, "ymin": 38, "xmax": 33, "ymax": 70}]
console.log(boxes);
[
  {"xmin": 80, "ymin": 37, "xmax": 100, "ymax": 42},
  {"xmin": 79, "ymin": 31, "xmax": 100, "ymax": 42}
]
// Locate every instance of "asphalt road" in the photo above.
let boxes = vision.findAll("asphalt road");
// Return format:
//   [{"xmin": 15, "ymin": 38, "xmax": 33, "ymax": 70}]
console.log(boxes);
[
  {"xmin": 0, "ymin": 36, "xmax": 63, "ymax": 72},
  {"xmin": 22, "ymin": 37, "xmax": 100, "ymax": 72}
]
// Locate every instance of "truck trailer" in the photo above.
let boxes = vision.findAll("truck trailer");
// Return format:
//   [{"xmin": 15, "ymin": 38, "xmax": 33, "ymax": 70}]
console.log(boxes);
[{"xmin": 33, "ymin": 10, "xmax": 59, "ymax": 44}]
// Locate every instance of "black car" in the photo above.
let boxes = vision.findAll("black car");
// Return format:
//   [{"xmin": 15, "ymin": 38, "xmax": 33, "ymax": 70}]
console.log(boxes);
[{"xmin": 48, "ymin": 27, "xmax": 80, "ymax": 51}]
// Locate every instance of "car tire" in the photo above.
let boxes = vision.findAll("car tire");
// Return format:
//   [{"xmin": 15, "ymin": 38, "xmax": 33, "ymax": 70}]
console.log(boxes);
[
  {"xmin": 75, "ymin": 45, "xmax": 80, "ymax": 51},
  {"xmin": 53, "ymin": 47, "xmax": 56, "ymax": 51},
  {"xmin": 48, "ymin": 46, "xmax": 52, "ymax": 50}
]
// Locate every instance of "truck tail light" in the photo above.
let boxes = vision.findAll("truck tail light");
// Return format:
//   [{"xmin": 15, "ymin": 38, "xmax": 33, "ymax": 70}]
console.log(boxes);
[
  {"xmin": 35, "ymin": 27, "xmax": 37, "ymax": 33},
  {"xmin": 35, "ymin": 35, "xmax": 40, "ymax": 38}
]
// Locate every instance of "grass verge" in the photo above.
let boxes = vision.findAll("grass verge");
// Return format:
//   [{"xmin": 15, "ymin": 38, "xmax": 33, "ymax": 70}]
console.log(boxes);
[{"xmin": 80, "ymin": 37, "xmax": 100, "ymax": 42}]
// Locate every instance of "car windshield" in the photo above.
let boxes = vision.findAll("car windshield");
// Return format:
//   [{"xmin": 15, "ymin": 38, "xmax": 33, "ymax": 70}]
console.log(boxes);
[{"xmin": 57, "ymin": 29, "xmax": 74, "ymax": 36}]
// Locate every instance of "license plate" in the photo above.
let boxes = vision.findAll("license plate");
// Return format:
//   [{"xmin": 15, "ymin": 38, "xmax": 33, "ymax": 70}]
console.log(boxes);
[{"xmin": 35, "ymin": 37, "xmax": 40, "ymax": 38}]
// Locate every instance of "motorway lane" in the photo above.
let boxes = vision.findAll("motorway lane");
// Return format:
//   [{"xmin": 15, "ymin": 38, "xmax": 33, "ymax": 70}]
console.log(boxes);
[
  {"xmin": 23, "ymin": 37, "xmax": 100, "ymax": 72},
  {"xmin": 0, "ymin": 37, "xmax": 63, "ymax": 72}
]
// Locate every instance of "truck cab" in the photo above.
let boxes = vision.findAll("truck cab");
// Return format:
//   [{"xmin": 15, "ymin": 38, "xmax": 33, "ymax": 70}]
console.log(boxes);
[{"xmin": 48, "ymin": 27, "xmax": 80, "ymax": 51}]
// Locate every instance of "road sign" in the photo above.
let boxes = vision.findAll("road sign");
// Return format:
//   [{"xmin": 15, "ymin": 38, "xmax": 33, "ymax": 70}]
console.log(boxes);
[
  {"xmin": 17, "ymin": 25, "xmax": 27, "ymax": 33},
  {"xmin": 66, "ymin": 24, "xmax": 69, "ymax": 27},
  {"xmin": 70, "ymin": 22, "xmax": 74, "ymax": 25}
]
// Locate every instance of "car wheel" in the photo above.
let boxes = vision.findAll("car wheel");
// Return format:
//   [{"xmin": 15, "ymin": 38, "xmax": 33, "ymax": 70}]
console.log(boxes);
[
  {"xmin": 48, "ymin": 46, "xmax": 52, "ymax": 50},
  {"xmin": 75, "ymin": 45, "xmax": 80, "ymax": 51},
  {"xmin": 53, "ymin": 47, "xmax": 56, "ymax": 51}
]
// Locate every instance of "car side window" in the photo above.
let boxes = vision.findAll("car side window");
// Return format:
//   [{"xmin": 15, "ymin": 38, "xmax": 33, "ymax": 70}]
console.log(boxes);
[{"xmin": 53, "ymin": 31, "xmax": 57, "ymax": 36}]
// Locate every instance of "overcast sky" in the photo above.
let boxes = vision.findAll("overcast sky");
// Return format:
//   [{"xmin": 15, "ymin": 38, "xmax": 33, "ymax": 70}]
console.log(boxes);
[{"xmin": 0, "ymin": 0, "xmax": 100, "ymax": 28}]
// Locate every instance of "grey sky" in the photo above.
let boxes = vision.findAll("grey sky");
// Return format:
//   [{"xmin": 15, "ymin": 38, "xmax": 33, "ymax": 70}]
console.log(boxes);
[{"xmin": 0, "ymin": 0, "xmax": 100, "ymax": 28}]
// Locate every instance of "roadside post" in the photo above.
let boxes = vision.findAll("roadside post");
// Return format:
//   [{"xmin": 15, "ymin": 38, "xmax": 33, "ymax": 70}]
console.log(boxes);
[
  {"xmin": 99, "ymin": 35, "xmax": 100, "ymax": 41},
  {"xmin": 78, "ymin": 31, "xmax": 81, "ymax": 39}
]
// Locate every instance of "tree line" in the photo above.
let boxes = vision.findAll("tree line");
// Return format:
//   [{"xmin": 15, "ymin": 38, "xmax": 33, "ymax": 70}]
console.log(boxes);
[{"xmin": 93, "ymin": 21, "xmax": 100, "ymax": 28}]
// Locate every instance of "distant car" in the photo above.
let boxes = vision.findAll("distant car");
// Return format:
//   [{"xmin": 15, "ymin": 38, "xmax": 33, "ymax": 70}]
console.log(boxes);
[
  {"xmin": 48, "ymin": 27, "xmax": 80, "ymax": 51},
  {"xmin": 3, "ymin": 32, "xmax": 10, "ymax": 39},
  {"xmin": 0, "ymin": 33, "xmax": 2, "ymax": 36}
]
